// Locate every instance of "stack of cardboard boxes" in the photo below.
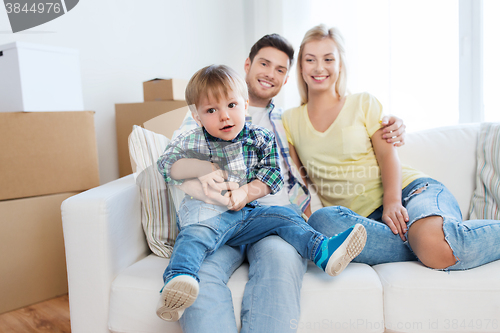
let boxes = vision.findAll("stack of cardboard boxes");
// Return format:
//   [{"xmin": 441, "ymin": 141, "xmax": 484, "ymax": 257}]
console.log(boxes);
[
  {"xmin": 115, "ymin": 78, "xmax": 190, "ymax": 177},
  {"xmin": 0, "ymin": 42, "xmax": 100, "ymax": 314}
]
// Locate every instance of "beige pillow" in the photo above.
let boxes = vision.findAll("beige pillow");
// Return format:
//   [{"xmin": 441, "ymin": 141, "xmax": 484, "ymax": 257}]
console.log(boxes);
[{"xmin": 128, "ymin": 125, "xmax": 177, "ymax": 258}]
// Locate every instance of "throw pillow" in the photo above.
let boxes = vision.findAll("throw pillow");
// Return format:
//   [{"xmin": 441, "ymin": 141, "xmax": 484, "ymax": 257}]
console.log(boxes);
[
  {"xmin": 128, "ymin": 125, "xmax": 178, "ymax": 258},
  {"xmin": 469, "ymin": 122, "xmax": 500, "ymax": 220}
]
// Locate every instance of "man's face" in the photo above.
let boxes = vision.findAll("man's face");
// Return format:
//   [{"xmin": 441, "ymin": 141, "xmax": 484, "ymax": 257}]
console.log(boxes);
[{"xmin": 244, "ymin": 47, "xmax": 290, "ymax": 107}]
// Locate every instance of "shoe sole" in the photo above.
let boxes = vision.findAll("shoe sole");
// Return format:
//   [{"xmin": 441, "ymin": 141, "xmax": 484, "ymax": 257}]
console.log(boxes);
[
  {"xmin": 156, "ymin": 276, "xmax": 198, "ymax": 321},
  {"xmin": 325, "ymin": 224, "xmax": 367, "ymax": 276}
]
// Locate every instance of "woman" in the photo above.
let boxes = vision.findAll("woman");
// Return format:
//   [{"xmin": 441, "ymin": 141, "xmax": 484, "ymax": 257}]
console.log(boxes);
[{"xmin": 282, "ymin": 24, "xmax": 500, "ymax": 270}]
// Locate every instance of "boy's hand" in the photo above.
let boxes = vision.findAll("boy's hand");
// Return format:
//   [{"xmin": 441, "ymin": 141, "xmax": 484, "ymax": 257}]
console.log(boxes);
[
  {"xmin": 224, "ymin": 187, "xmax": 248, "ymax": 211},
  {"xmin": 177, "ymin": 179, "xmax": 238, "ymax": 206},
  {"xmin": 197, "ymin": 163, "xmax": 228, "ymax": 196},
  {"xmin": 382, "ymin": 202, "xmax": 409, "ymax": 241},
  {"xmin": 381, "ymin": 116, "xmax": 406, "ymax": 147}
]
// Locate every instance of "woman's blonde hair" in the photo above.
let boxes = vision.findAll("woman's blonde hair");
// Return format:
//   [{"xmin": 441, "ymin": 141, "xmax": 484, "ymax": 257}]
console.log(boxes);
[{"xmin": 297, "ymin": 24, "xmax": 347, "ymax": 105}]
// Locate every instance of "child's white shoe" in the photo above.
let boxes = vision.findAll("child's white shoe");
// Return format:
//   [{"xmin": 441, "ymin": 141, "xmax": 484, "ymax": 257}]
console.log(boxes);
[{"xmin": 156, "ymin": 275, "xmax": 198, "ymax": 321}]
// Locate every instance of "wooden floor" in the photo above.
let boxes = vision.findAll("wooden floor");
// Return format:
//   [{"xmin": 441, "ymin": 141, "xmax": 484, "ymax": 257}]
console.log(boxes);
[{"xmin": 0, "ymin": 295, "xmax": 70, "ymax": 333}]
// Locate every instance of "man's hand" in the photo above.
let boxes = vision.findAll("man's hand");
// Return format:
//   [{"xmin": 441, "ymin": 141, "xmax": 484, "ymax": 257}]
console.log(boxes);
[
  {"xmin": 177, "ymin": 179, "xmax": 239, "ymax": 206},
  {"xmin": 381, "ymin": 116, "xmax": 406, "ymax": 147},
  {"xmin": 224, "ymin": 187, "xmax": 249, "ymax": 211},
  {"xmin": 382, "ymin": 202, "xmax": 409, "ymax": 241}
]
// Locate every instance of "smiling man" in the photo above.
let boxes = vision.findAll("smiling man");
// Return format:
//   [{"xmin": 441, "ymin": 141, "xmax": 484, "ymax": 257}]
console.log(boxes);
[{"xmin": 170, "ymin": 34, "xmax": 406, "ymax": 333}]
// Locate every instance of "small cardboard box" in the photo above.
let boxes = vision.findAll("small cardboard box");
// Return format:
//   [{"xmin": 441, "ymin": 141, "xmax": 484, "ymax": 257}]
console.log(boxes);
[
  {"xmin": 0, "ymin": 111, "xmax": 100, "ymax": 200},
  {"xmin": 143, "ymin": 78, "xmax": 188, "ymax": 101},
  {"xmin": 115, "ymin": 101, "xmax": 189, "ymax": 177},
  {"xmin": 0, "ymin": 41, "xmax": 84, "ymax": 112},
  {"xmin": 0, "ymin": 191, "xmax": 78, "ymax": 314}
]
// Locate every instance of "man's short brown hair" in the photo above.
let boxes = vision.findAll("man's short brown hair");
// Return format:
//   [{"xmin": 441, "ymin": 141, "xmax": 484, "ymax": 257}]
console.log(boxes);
[{"xmin": 248, "ymin": 33, "xmax": 295, "ymax": 68}]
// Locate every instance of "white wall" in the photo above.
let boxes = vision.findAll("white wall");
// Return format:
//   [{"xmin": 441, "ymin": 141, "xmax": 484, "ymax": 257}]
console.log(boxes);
[{"xmin": 0, "ymin": 0, "xmax": 247, "ymax": 184}]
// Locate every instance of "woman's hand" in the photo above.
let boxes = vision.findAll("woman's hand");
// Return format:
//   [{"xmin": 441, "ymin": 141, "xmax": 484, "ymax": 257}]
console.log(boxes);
[
  {"xmin": 382, "ymin": 202, "xmax": 409, "ymax": 241},
  {"xmin": 380, "ymin": 116, "xmax": 406, "ymax": 147}
]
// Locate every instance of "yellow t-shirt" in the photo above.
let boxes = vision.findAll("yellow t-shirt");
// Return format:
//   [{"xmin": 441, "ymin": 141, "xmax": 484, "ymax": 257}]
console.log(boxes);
[{"xmin": 282, "ymin": 92, "xmax": 427, "ymax": 217}]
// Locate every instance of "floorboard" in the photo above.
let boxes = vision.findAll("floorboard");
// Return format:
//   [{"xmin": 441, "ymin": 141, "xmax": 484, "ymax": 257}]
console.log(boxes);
[{"xmin": 0, "ymin": 295, "xmax": 70, "ymax": 333}]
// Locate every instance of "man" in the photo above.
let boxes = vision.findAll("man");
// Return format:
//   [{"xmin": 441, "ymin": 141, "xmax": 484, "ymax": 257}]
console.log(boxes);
[{"xmin": 172, "ymin": 34, "xmax": 405, "ymax": 333}]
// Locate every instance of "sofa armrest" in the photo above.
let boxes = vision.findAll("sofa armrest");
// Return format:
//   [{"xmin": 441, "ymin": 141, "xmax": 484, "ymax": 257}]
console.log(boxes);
[{"xmin": 61, "ymin": 175, "xmax": 149, "ymax": 333}]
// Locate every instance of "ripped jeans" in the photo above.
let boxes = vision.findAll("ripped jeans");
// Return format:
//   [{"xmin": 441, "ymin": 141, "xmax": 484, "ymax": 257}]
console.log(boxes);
[{"xmin": 308, "ymin": 178, "xmax": 500, "ymax": 270}]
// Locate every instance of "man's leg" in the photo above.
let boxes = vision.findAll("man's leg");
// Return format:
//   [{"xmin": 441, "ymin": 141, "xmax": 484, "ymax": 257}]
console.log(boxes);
[
  {"xmin": 308, "ymin": 206, "xmax": 417, "ymax": 265},
  {"xmin": 179, "ymin": 244, "xmax": 246, "ymax": 333},
  {"xmin": 241, "ymin": 235, "xmax": 307, "ymax": 333}
]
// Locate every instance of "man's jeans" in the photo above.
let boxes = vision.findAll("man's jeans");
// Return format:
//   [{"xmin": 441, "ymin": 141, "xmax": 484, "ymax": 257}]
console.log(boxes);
[
  {"xmin": 178, "ymin": 204, "xmax": 308, "ymax": 333},
  {"xmin": 308, "ymin": 177, "xmax": 500, "ymax": 270},
  {"xmin": 163, "ymin": 199, "xmax": 323, "ymax": 284}
]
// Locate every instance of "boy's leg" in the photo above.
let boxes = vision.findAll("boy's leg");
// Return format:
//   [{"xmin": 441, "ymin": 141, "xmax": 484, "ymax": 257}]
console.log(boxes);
[
  {"xmin": 308, "ymin": 206, "xmax": 417, "ymax": 265},
  {"xmin": 227, "ymin": 205, "xmax": 365, "ymax": 276},
  {"xmin": 159, "ymin": 199, "xmax": 240, "ymax": 320},
  {"xmin": 180, "ymin": 244, "xmax": 246, "ymax": 333},
  {"xmin": 242, "ymin": 235, "xmax": 307, "ymax": 333}
]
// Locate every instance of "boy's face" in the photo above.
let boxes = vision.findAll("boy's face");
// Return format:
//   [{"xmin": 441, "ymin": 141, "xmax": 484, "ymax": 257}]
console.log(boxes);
[
  {"xmin": 244, "ymin": 46, "xmax": 290, "ymax": 107},
  {"xmin": 193, "ymin": 90, "xmax": 248, "ymax": 141}
]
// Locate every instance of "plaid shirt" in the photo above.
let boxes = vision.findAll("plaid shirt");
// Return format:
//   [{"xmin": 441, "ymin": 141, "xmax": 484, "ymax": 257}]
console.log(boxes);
[
  {"xmin": 158, "ymin": 123, "xmax": 283, "ymax": 194},
  {"xmin": 171, "ymin": 101, "xmax": 311, "ymax": 212}
]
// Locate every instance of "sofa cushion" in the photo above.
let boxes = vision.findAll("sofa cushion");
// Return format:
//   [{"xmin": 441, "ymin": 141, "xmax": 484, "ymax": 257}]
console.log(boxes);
[
  {"xmin": 128, "ymin": 125, "xmax": 178, "ymax": 258},
  {"xmin": 108, "ymin": 255, "xmax": 384, "ymax": 333},
  {"xmin": 469, "ymin": 122, "xmax": 500, "ymax": 220},
  {"xmin": 374, "ymin": 260, "xmax": 500, "ymax": 333}
]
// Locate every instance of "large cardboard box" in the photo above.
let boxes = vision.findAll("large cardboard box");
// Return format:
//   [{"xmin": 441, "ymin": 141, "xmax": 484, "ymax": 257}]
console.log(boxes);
[
  {"xmin": 115, "ymin": 101, "xmax": 189, "ymax": 177},
  {"xmin": 143, "ymin": 78, "xmax": 188, "ymax": 101},
  {"xmin": 0, "ymin": 192, "xmax": 78, "ymax": 314},
  {"xmin": 0, "ymin": 42, "xmax": 84, "ymax": 112},
  {"xmin": 0, "ymin": 111, "xmax": 100, "ymax": 201}
]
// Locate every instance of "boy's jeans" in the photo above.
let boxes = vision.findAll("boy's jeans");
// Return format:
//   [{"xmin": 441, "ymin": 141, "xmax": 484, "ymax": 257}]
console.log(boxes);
[
  {"xmin": 308, "ymin": 177, "xmax": 500, "ymax": 270},
  {"xmin": 179, "ymin": 204, "xmax": 307, "ymax": 333},
  {"xmin": 163, "ymin": 198, "xmax": 324, "ymax": 284}
]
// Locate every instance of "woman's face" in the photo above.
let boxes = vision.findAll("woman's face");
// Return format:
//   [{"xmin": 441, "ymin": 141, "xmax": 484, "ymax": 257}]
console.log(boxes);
[{"xmin": 301, "ymin": 38, "xmax": 341, "ymax": 96}]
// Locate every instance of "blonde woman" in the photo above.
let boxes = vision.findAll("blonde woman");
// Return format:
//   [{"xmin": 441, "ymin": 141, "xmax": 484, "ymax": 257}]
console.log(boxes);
[{"xmin": 282, "ymin": 24, "xmax": 500, "ymax": 270}]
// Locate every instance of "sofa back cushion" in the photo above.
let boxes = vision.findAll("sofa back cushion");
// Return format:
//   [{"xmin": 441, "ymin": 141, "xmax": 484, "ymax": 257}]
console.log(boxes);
[
  {"xmin": 398, "ymin": 123, "xmax": 479, "ymax": 219},
  {"xmin": 469, "ymin": 122, "xmax": 500, "ymax": 220}
]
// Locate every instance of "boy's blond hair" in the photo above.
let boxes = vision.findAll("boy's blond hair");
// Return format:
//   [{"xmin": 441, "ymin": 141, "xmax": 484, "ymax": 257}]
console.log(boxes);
[{"xmin": 185, "ymin": 65, "xmax": 249, "ymax": 114}]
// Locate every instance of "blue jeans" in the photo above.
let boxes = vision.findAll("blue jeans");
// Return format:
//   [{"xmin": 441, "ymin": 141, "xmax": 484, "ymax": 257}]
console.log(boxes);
[
  {"xmin": 308, "ymin": 177, "xmax": 500, "ymax": 270},
  {"xmin": 178, "ymin": 204, "xmax": 308, "ymax": 333},
  {"xmin": 163, "ymin": 198, "xmax": 323, "ymax": 284}
]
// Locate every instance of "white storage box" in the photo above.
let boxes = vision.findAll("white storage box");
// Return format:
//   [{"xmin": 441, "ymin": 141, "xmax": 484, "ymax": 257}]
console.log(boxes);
[{"xmin": 0, "ymin": 42, "xmax": 84, "ymax": 112}]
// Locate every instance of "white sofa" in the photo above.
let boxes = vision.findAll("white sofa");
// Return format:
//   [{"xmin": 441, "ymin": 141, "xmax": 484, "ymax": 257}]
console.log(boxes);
[{"xmin": 61, "ymin": 123, "xmax": 500, "ymax": 333}]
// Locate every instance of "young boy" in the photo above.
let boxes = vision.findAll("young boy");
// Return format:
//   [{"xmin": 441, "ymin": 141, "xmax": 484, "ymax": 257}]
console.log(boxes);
[{"xmin": 156, "ymin": 64, "xmax": 367, "ymax": 322}]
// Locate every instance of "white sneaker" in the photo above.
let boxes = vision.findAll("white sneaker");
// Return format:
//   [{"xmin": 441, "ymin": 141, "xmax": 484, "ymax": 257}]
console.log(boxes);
[{"xmin": 156, "ymin": 275, "xmax": 198, "ymax": 321}]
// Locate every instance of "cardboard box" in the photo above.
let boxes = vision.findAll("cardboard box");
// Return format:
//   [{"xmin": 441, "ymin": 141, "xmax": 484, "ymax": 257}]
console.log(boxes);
[
  {"xmin": 143, "ymin": 78, "xmax": 188, "ymax": 101},
  {"xmin": 0, "ymin": 111, "xmax": 100, "ymax": 201},
  {"xmin": 0, "ymin": 192, "xmax": 78, "ymax": 314},
  {"xmin": 115, "ymin": 101, "xmax": 189, "ymax": 177},
  {"xmin": 0, "ymin": 41, "xmax": 84, "ymax": 112}
]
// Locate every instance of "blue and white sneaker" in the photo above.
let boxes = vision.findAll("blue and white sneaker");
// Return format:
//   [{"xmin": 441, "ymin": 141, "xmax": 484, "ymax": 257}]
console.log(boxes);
[
  {"xmin": 156, "ymin": 274, "xmax": 199, "ymax": 321},
  {"xmin": 314, "ymin": 224, "xmax": 367, "ymax": 276}
]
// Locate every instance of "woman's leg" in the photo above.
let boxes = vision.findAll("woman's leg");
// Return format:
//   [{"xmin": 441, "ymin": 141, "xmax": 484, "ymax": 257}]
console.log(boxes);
[
  {"xmin": 404, "ymin": 178, "xmax": 500, "ymax": 270},
  {"xmin": 308, "ymin": 206, "xmax": 417, "ymax": 265}
]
